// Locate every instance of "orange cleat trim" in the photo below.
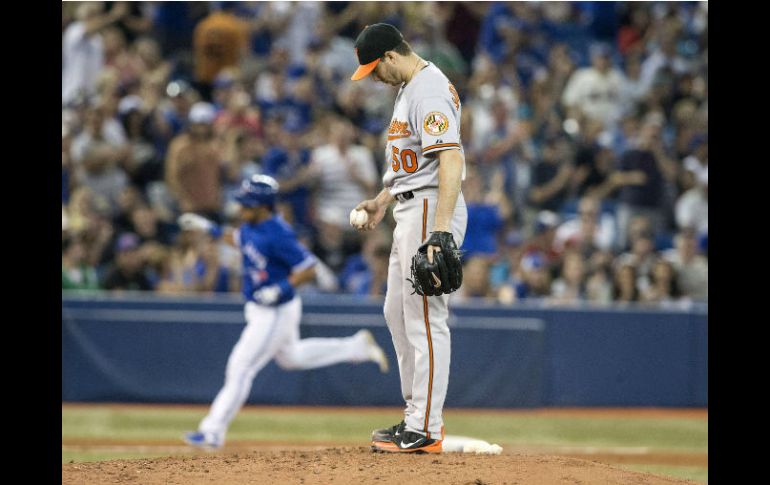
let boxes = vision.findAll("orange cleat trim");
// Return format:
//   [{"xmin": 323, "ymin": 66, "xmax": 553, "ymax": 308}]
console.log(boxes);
[{"xmin": 371, "ymin": 440, "xmax": 443, "ymax": 454}]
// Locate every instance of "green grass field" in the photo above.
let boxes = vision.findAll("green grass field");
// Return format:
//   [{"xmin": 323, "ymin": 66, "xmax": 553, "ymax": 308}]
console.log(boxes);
[{"xmin": 62, "ymin": 405, "xmax": 708, "ymax": 483}]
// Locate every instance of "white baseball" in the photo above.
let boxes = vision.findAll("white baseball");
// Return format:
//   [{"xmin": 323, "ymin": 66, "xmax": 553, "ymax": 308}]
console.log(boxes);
[{"xmin": 349, "ymin": 208, "xmax": 369, "ymax": 227}]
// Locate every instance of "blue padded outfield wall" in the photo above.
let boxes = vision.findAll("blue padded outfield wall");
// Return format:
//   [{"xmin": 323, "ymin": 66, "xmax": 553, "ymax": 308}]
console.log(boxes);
[{"xmin": 62, "ymin": 292, "xmax": 707, "ymax": 407}]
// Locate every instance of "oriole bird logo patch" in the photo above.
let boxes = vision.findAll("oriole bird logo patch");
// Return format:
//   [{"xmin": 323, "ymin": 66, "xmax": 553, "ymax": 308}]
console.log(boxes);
[{"xmin": 423, "ymin": 112, "xmax": 449, "ymax": 136}]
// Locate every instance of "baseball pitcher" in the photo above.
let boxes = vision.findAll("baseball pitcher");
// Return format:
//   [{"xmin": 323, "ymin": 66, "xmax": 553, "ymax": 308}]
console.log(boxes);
[
  {"xmin": 350, "ymin": 23, "xmax": 467, "ymax": 453},
  {"xmin": 179, "ymin": 175, "xmax": 389, "ymax": 449}
]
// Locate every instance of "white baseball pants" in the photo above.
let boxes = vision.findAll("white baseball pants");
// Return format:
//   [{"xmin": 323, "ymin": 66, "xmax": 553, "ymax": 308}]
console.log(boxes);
[
  {"xmin": 199, "ymin": 297, "xmax": 372, "ymax": 442},
  {"xmin": 384, "ymin": 189, "xmax": 467, "ymax": 438}
]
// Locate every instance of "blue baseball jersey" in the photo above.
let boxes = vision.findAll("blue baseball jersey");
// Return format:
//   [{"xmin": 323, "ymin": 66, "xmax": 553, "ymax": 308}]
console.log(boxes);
[{"xmin": 235, "ymin": 216, "xmax": 316, "ymax": 304}]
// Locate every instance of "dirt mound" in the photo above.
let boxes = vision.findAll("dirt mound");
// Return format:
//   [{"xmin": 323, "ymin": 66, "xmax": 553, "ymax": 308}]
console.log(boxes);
[{"xmin": 62, "ymin": 447, "xmax": 699, "ymax": 485}]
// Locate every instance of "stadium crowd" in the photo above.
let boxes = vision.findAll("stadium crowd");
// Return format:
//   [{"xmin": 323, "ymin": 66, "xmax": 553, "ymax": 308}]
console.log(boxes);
[{"xmin": 62, "ymin": 1, "xmax": 708, "ymax": 306}]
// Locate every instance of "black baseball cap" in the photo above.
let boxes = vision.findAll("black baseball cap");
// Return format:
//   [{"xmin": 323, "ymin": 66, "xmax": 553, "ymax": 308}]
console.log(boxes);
[{"xmin": 351, "ymin": 23, "xmax": 404, "ymax": 81}]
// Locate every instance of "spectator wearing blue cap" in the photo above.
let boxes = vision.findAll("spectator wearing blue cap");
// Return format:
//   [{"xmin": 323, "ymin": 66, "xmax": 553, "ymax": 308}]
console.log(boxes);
[{"xmin": 498, "ymin": 251, "xmax": 552, "ymax": 304}]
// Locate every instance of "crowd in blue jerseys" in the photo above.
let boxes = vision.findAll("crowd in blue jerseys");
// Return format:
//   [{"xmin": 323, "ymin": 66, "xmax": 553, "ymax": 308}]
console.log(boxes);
[{"xmin": 62, "ymin": 1, "xmax": 707, "ymax": 306}]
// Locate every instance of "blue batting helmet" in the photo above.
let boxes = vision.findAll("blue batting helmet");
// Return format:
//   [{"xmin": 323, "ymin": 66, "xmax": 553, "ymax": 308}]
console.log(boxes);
[{"xmin": 235, "ymin": 174, "xmax": 279, "ymax": 208}]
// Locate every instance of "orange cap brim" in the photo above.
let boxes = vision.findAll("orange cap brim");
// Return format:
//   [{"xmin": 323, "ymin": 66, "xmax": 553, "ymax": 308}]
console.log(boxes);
[{"xmin": 351, "ymin": 58, "xmax": 380, "ymax": 81}]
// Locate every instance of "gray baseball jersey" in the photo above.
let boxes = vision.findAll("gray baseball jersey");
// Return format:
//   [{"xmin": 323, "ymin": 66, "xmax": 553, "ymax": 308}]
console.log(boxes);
[
  {"xmin": 380, "ymin": 61, "xmax": 468, "ymax": 441},
  {"xmin": 383, "ymin": 62, "xmax": 466, "ymax": 196}
]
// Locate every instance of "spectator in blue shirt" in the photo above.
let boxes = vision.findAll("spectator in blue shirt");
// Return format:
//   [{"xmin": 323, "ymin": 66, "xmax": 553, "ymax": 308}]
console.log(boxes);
[
  {"xmin": 460, "ymin": 166, "xmax": 509, "ymax": 260},
  {"xmin": 261, "ymin": 119, "xmax": 314, "ymax": 230},
  {"xmin": 339, "ymin": 231, "xmax": 390, "ymax": 296}
]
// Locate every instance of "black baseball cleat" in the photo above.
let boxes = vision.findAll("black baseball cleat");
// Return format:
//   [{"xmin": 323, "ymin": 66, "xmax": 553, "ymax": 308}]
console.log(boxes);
[
  {"xmin": 371, "ymin": 430, "xmax": 443, "ymax": 454},
  {"xmin": 371, "ymin": 420, "xmax": 405, "ymax": 443}
]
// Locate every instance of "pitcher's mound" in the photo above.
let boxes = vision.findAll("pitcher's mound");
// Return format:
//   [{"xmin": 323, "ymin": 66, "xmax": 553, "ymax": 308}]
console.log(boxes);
[{"xmin": 62, "ymin": 447, "xmax": 699, "ymax": 485}]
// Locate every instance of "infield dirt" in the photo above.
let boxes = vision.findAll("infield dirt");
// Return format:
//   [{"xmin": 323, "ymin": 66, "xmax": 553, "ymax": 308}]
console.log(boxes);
[{"xmin": 62, "ymin": 446, "xmax": 700, "ymax": 485}]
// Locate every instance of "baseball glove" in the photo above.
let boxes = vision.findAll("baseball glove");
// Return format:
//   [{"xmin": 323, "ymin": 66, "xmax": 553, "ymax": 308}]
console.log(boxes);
[{"xmin": 407, "ymin": 231, "xmax": 463, "ymax": 296}]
